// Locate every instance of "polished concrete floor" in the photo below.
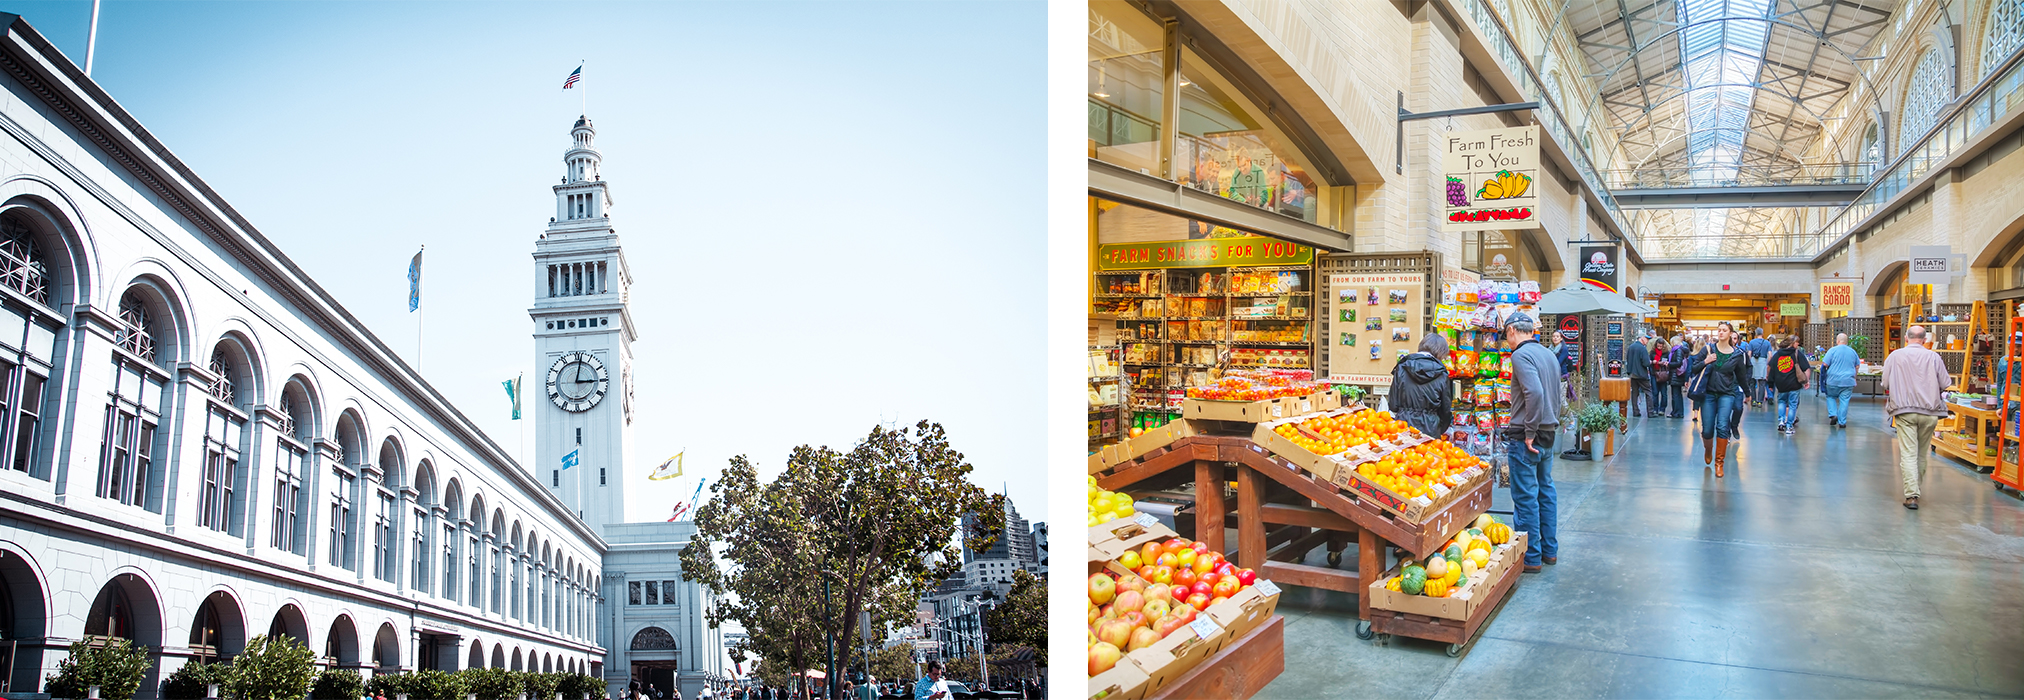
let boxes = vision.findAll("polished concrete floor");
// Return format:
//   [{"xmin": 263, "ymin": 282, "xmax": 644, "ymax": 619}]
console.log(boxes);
[{"xmin": 1255, "ymin": 392, "xmax": 2024, "ymax": 699}]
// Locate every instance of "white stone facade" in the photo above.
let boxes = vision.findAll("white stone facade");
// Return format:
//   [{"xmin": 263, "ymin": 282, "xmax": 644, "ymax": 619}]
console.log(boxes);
[{"xmin": 0, "ymin": 17, "xmax": 605, "ymax": 698}]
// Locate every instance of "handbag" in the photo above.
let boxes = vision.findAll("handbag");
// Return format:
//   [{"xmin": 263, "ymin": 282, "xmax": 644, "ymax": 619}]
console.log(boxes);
[{"xmin": 1684, "ymin": 359, "xmax": 1711, "ymax": 398}]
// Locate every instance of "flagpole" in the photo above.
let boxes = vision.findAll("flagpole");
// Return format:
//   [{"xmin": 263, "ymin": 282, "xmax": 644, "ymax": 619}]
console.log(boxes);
[
  {"xmin": 416, "ymin": 244, "xmax": 425, "ymax": 372},
  {"xmin": 580, "ymin": 59, "xmax": 587, "ymax": 116}
]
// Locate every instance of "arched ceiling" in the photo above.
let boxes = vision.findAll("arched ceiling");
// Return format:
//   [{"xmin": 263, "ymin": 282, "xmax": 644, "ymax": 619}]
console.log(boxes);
[{"xmin": 1564, "ymin": 0, "xmax": 1903, "ymax": 257}]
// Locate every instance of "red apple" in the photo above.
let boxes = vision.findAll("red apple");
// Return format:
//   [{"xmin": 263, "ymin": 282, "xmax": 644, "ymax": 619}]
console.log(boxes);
[
  {"xmin": 1163, "ymin": 538, "xmax": 1190, "ymax": 554},
  {"xmin": 1190, "ymin": 581, "xmax": 1213, "ymax": 599},
  {"xmin": 1127, "ymin": 626, "xmax": 1161, "ymax": 651},
  {"xmin": 1117, "ymin": 574, "xmax": 1149, "ymax": 596},
  {"xmin": 1113, "ymin": 590, "xmax": 1144, "ymax": 615},
  {"xmin": 1099, "ymin": 603, "xmax": 1115, "ymax": 620},
  {"xmin": 1236, "ymin": 568, "xmax": 1259, "ymax": 587},
  {"xmin": 1142, "ymin": 598, "xmax": 1171, "ymax": 621},
  {"xmin": 1145, "ymin": 583, "xmax": 1173, "ymax": 604},
  {"xmin": 1190, "ymin": 541, "xmax": 1211, "ymax": 556},
  {"xmin": 1153, "ymin": 613, "xmax": 1186, "ymax": 638},
  {"xmin": 1211, "ymin": 577, "xmax": 1240, "ymax": 598},
  {"xmin": 1141, "ymin": 543, "xmax": 1163, "ymax": 565},
  {"xmin": 1170, "ymin": 603, "xmax": 1199, "ymax": 626},
  {"xmin": 1118, "ymin": 550, "xmax": 1144, "ymax": 570},
  {"xmin": 1199, "ymin": 572, "xmax": 1221, "ymax": 587},
  {"xmin": 1190, "ymin": 556, "xmax": 1215, "ymax": 575},
  {"xmin": 1089, "ymin": 573, "xmax": 1117, "ymax": 605},
  {"xmin": 1186, "ymin": 591, "xmax": 1210, "ymax": 609},
  {"xmin": 1173, "ymin": 567, "xmax": 1198, "ymax": 590},
  {"xmin": 1214, "ymin": 562, "xmax": 1236, "ymax": 577},
  {"xmin": 1151, "ymin": 565, "xmax": 1174, "ymax": 585},
  {"xmin": 1120, "ymin": 610, "xmax": 1146, "ymax": 629},
  {"xmin": 1208, "ymin": 596, "xmax": 1228, "ymax": 608},
  {"xmin": 1089, "ymin": 641, "xmax": 1123, "ymax": 675},
  {"xmin": 1095, "ymin": 618, "xmax": 1134, "ymax": 648},
  {"xmin": 1154, "ymin": 552, "xmax": 1178, "ymax": 568},
  {"xmin": 1135, "ymin": 565, "xmax": 1155, "ymax": 580}
]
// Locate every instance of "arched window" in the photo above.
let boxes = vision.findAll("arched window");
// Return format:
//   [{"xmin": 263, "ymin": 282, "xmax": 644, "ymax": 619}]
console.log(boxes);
[
  {"xmin": 271, "ymin": 381, "xmax": 313, "ymax": 553},
  {"xmin": 443, "ymin": 481, "xmax": 463, "ymax": 602},
  {"xmin": 413, "ymin": 465, "xmax": 435, "ymax": 592},
  {"xmin": 0, "ymin": 214, "xmax": 49, "ymax": 304},
  {"xmin": 1899, "ymin": 48, "xmax": 1953, "ymax": 149},
  {"xmin": 490, "ymin": 511, "xmax": 504, "ymax": 614},
  {"xmin": 0, "ymin": 212, "xmax": 64, "ymax": 479},
  {"xmin": 1861, "ymin": 120, "xmax": 1883, "ymax": 164},
  {"xmin": 190, "ymin": 597, "xmax": 224, "ymax": 664},
  {"xmin": 328, "ymin": 415, "xmax": 363, "ymax": 571},
  {"xmin": 1985, "ymin": 0, "xmax": 2024, "ymax": 80},
  {"xmin": 509, "ymin": 523, "xmax": 523, "ymax": 621},
  {"xmin": 466, "ymin": 495, "xmax": 483, "ymax": 607},
  {"xmin": 207, "ymin": 349, "xmax": 233, "ymax": 403},
  {"xmin": 83, "ymin": 584, "xmax": 134, "ymax": 642},
  {"xmin": 198, "ymin": 340, "xmax": 253, "ymax": 535},
  {"xmin": 373, "ymin": 439, "xmax": 403, "ymax": 583},
  {"xmin": 98, "ymin": 287, "xmax": 169, "ymax": 509}
]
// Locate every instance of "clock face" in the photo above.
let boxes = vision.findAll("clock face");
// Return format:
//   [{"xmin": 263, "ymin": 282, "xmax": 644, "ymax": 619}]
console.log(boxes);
[{"xmin": 546, "ymin": 351, "xmax": 609, "ymax": 412}]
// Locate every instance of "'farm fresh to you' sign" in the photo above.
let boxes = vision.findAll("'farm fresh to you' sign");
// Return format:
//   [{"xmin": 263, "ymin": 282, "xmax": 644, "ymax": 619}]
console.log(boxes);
[
  {"xmin": 1441, "ymin": 126, "xmax": 1541, "ymax": 233},
  {"xmin": 1096, "ymin": 236, "xmax": 1313, "ymax": 270}
]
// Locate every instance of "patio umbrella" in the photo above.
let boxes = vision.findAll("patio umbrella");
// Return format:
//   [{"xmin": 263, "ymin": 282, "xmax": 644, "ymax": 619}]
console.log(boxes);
[{"xmin": 1535, "ymin": 284, "xmax": 1657, "ymax": 316}]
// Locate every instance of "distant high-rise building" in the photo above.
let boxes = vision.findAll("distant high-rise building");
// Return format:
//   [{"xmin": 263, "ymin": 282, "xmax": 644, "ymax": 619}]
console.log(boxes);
[{"xmin": 964, "ymin": 497, "xmax": 1035, "ymax": 564}]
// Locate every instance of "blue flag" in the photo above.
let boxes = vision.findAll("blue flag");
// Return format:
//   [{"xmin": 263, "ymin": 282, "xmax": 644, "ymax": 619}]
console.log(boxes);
[
  {"xmin": 561, "ymin": 449, "xmax": 579, "ymax": 470},
  {"xmin": 407, "ymin": 250, "xmax": 423, "ymax": 312},
  {"xmin": 502, "ymin": 375, "xmax": 521, "ymax": 420}
]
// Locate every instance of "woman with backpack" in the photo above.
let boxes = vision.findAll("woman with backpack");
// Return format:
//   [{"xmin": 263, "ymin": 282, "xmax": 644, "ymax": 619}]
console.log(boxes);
[
  {"xmin": 1693, "ymin": 323, "xmax": 1752, "ymax": 476},
  {"xmin": 1769, "ymin": 335, "xmax": 1812, "ymax": 434},
  {"xmin": 1683, "ymin": 337, "xmax": 1708, "ymax": 424},
  {"xmin": 1388, "ymin": 333, "xmax": 1454, "ymax": 437}
]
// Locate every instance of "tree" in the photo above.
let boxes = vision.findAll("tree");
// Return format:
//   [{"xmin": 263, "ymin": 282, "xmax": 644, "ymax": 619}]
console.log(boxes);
[
  {"xmin": 457, "ymin": 669, "xmax": 518, "ymax": 700},
  {"xmin": 46, "ymin": 639, "xmax": 150, "ymax": 700},
  {"xmin": 162, "ymin": 661, "xmax": 232, "ymax": 700},
  {"xmin": 866, "ymin": 644, "xmax": 917, "ymax": 686},
  {"xmin": 225, "ymin": 635, "xmax": 317, "ymax": 700},
  {"xmin": 310, "ymin": 669, "xmax": 366, "ymax": 700},
  {"xmin": 985, "ymin": 570, "xmax": 1047, "ymax": 667},
  {"xmin": 681, "ymin": 422, "xmax": 1005, "ymax": 700}
]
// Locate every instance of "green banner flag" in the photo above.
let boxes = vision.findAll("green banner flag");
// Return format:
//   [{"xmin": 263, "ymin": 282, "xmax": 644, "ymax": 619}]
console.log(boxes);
[{"xmin": 503, "ymin": 374, "xmax": 521, "ymax": 420}]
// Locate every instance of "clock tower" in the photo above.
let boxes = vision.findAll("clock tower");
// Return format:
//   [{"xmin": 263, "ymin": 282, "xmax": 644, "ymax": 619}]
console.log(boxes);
[{"xmin": 531, "ymin": 116, "xmax": 635, "ymax": 531}]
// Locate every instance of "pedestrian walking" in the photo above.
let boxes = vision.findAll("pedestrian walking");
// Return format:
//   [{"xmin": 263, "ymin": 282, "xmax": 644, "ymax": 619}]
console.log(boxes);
[
  {"xmin": 1683, "ymin": 337, "xmax": 1710, "ymax": 424},
  {"xmin": 1768, "ymin": 335, "xmax": 1811, "ymax": 434},
  {"xmin": 1666, "ymin": 335, "xmax": 1690, "ymax": 418},
  {"xmin": 1625, "ymin": 332, "xmax": 1652, "ymax": 417},
  {"xmin": 1389, "ymin": 333, "xmax": 1454, "ymax": 438},
  {"xmin": 1747, "ymin": 328, "xmax": 1774, "ymax": 406},
  {"xmin": 1502, "ymin": 311, "xmax": 1564, "ymax": 573},
  {"xmin": 1883, "ymin": 325, "xmax": 1953, "ymax": 510},
  {"xmin": 1650, "ymin": 333, "xmax": 1673, "ymax": 417},
  {"xmin": 1699, "ymin": 323, "xmax": 1752, "ymax": 477},
  {"xmin": 914, "ymin": 661, "xmax": 951, "ymax": 700},
  {"xmin": 1820, "ymin": 333, "xmax": 1859, "ymax": 427}
]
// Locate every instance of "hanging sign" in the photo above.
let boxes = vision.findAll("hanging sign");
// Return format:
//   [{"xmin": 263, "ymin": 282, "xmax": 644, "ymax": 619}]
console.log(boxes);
[
  {"xmin": 1819, "ymin": 281, "xmax": 1855, "ymax": 312},
  {"xmin": 1908, "ymin": 246, "xmax": 1951, "ymax": 285},
  {"xmin": 1441, "ymin": 126, "xmax": 1541, "ymax": 232},
  {"xmin": 1094, "ymin": 236, "xmax": 1313, "ymax": 270},
  {"xmin": 1780, "ymin": 303, "xmax": 1807, "ymax": 317},
  {"xmin": 1579, "ymin": 245, "xmax": 1620, "ymax": 293}
]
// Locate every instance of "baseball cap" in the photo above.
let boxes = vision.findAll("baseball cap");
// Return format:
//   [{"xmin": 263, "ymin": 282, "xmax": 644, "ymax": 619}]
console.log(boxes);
[{"xmin": 1503, "ymin": 310, "xmax": 1535, "ymax": 328}]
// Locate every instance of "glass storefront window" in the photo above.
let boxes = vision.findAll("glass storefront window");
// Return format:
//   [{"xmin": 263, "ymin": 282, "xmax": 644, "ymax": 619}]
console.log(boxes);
[
  {"xmin": 1175, "ymin": 48, "xmax": 1320, "ymax": 223},
  {"xmin": 1089, "ymin": 0, "xmax": 1165, "ymax": 174}
]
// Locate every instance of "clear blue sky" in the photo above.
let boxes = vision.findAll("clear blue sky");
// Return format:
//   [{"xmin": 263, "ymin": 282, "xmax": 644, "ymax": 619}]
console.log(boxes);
[{"xmin": 5, "ymin": 1, "xmax": 1045, "ymax": 522}]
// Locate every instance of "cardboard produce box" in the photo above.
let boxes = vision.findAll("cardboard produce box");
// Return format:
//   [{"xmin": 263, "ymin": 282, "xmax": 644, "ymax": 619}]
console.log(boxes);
[
  {"xmin": 1365, "ymin": 531, "xmax": 1528, "ymax": 621},
  {"xmin": 1126, "ymin": 614, "xmax": 1231, "ymax": 697},
  {"xmin": 1090, "ymin": 419, "xmax": 1201, "ymax": 473},
  {"xmin": 1089, "ymin": 516, "xmax": 1178, "ymax": 574},
  {"xmin": 1203, "ymin": 580, "xmax": 1282, "ymax": 640},
  {"xmin": 1182, "ymin": 390, "xmax": 1338, "ymax": 422},
  {"xmin": 1088, "ymin": 653, "xmax": 1151, "ymax": 700}
]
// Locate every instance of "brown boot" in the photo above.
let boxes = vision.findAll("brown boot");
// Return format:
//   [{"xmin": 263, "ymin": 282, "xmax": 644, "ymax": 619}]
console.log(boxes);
[
  {"xmin": 1703, "ymin": 438, "xmax": 1714, "ymax": 465},
  {"xmin": 1715, "ymin": 438, "xmax": 1728, "ymax": 478}
]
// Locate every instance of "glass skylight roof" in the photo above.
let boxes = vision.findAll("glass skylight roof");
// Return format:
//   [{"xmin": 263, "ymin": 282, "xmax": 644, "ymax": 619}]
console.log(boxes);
[{"xmin": 1678, "ymin": 0, "xmax": 1775, "ymax": 185}]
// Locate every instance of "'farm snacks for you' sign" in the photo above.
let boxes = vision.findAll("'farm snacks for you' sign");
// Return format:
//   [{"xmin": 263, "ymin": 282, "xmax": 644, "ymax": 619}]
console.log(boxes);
[{"xmin": 1441, "ymin": 126, "xmax": 1541, "ymax": 232}]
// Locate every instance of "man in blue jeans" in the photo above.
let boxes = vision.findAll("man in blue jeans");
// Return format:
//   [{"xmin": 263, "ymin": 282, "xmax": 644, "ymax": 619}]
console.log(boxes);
[
  {"xmin": 1502, "ymin": 312, "xmax": 1564, "ymax": 572},
  {"xmin": 1819, "ymin": 332, "xmax": 1859, "ymax": 427}
]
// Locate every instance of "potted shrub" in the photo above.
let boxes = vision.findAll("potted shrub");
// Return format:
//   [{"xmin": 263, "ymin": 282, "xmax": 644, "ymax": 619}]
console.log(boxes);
[
  {"xmin": 46, "ymin": 639, "xmax": 151, "ymax": 700},
  {"xmin": 226, "ymin": 635, "xmax": 318, "ymax": 700},
  {"xmin": 409, "ymin": 671, "xmax": 468, "ymax": 700},
  {"xmin": 162, "ymin": 661, "xmax": 233, "ymax": 700},
  {"xmin": 1575, "ymin": 402, "xmax": 1626, "ymax": 460},
  {"xmin": 311, "ymin": 669, "xmax": 367, "ymax": 700},
  {"xmin": 556, "ymin": 674, "xmax": 603, "ymax": 700},
  {"xmin": 458, "ymin": 668, "xmax": 518, "ymax": 700}
]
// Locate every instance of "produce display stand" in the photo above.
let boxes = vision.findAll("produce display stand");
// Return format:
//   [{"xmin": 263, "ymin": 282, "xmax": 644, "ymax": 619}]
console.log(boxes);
[
  {"xmin": 1092, "ymin": 423, "xmax": 1502, "ymax": 652},
  {"xmin": 1936, "ymin": 400, "xmax": 2000, "ymax": 472},
  {"xmin": 1142, "ymin": 615, "xmax": 1285, "ymax": 700},
  {"xmin": 1365, "ymin": 532, "xmax": 1526, "ymax": 656}
]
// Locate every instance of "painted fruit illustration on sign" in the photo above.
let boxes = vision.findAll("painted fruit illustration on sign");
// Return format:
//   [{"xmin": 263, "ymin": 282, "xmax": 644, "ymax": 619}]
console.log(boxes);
[
  {"xmin": 1477, "ymin": 170, "xmax": 1532, "ymax": 200},
  {"xmin": 1445, "ymin": 176, "xmax": 1469, "ymax": 207}
]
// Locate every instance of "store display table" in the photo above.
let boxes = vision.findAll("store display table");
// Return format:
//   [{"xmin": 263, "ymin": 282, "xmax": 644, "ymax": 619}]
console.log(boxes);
[
  {"xmin": 1936, "ymin": 401, "xmax": 2001, "ymax": 471},
  {"xmin": 1144, "ymin": 615, "xmax": 1284, "ymax": 700},
  {"xmin": 1367, "ymin": 539, "xmax": 1523, "ymax": 657}
]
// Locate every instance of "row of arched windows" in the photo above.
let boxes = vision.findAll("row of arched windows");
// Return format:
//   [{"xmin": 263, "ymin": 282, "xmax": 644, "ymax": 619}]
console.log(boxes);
[
  {"xmin": 1857, "ymin": 0, "xmax": 2024, "ymax": 166},
  {"xmin": 0, "ymin": 203, "xmax": 598, "ymax": 644}
]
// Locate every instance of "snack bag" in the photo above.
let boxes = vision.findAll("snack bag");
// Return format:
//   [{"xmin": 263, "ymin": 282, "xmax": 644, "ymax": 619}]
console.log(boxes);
[
  {"xmin": 1441, "ymin": 283, "xmax": 1458, "ymax": 305},
  {"xmin": 1496, "ymin": 281, "xmax": 1519, "ymax": 304},
  {"xmin": 1518, "ymin": 280, "xmax": 1542, "ymax": 304},
  {"xmin": 1499, "ymin": 353, "xmax": 1513, "ymax": 381},
  {"xmin": 1476, "ymin": 280, "xmax": 1497, "ymax": 304},
  {"xmin": 1494, "ymin": 381, "xmax": 1513, "ymax": 406}
]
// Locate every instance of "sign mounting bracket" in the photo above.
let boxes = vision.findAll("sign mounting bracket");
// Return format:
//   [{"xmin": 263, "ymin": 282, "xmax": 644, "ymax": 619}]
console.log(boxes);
[{"xmin": 1396, "ymin": 91, "xmax": 1540, "ymax": 174}]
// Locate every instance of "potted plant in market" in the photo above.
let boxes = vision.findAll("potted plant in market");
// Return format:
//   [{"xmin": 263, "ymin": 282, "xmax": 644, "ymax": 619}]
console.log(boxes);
[{"xmin": 1576, "ymin": 402, "xmax": 1626, "ymax": 461}]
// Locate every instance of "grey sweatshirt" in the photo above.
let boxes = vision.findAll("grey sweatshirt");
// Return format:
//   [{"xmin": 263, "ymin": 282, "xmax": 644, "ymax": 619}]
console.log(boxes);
[{"xmin": 1509, "ymin": 339, "xmax": 1565, "ymax": 431}]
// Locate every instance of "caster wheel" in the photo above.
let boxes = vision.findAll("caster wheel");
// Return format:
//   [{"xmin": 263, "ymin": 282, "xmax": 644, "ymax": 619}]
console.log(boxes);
[
  {"xmin": 1446, "ymin": 643, "xmax": 1465, "ymax": 657},
  {"xmin": 1375, "ymin": 633, "xmax": 1391, "ymax": 646},
  {"xmin": 1327, "ymin": 551, "xmax": 1343, "ymax": 567},
  {"xmin": 1354, "ymin": 620, "xmax": 1373, "ymax": 640}
]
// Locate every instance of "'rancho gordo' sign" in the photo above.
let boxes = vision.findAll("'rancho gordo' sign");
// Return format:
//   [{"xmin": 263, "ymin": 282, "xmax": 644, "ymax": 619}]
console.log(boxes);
[{"xmin": 1441, "ymin": 126, "xmax": 1541, "ymax": 232}]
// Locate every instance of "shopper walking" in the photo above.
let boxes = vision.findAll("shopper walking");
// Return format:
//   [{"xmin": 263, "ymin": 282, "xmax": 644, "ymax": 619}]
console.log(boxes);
[
  {"xmin": 1389, "ymin": 334, "xmax": 1454, "ymax": 437},
  {"xmin": 1819, "ymin": 333, "xmax": 1859, "ymax": 427},
  {"xmin": 1666, "ymin": 335, "xmax": 1690, "ymax": 418},
  {"xmin": 1502, "ymin": 311, "xmax": 1563, "ymax": 573},
  {"xmin": 1727, "ymin": 327, "xmax": 1749, "ymax": 440},
  {"xmin": 1768, "ymin": 335, "xmax": 1811, "ymax": 434},
  {"xmin": 1700, "ymin": 324, "xmax": 1752, "ymax": 476},
  {"xmin": 1883, "ymin": 325, "xmax": 1953, "ymax": 510},
  {"xmin": 1625, "ymin": 331, "xmax": 1652, "ymax": 417},
  {"xmin": 1683, "ymin": 337, "xmax": 1709, "ymax": 424},
  {"xmin": 1747, "ymin": 328, "xmax": 1774, "ymax": 406}
]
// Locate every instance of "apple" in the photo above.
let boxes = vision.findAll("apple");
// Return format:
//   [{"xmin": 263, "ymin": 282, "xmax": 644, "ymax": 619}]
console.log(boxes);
[
  {"xmin": 1214, "ymin": 562, "xmax": 1236, "ymax": 577},
  {"xmin": 1236, "ymin": 568, "xmax": 1259, "ymax": 587},
  {"xmin": 1170, "ymin": 603, "xmax": 1199, "ymax": 626},
  {"xmin": 1099, "ymin": 604, "xmax": 1115, "ymax": 620},
  {"xmin": 1140, "ymin": 543, "xmax": 1163, "ymax": 565},
  {"xmin": 1186, "ymin": 592, "xmax": 1210, "ymax": 610},
  {"xmin": 1190, "ymin": 556, "xmax": 1215, "ymax": 575},
  {"xmin": 1152, "ymin": 613, "xmax": 1187, "ymax": 638},
  {"xmin": 1190, "ymin": 581, "xmax": 1213, "ymax": 599},
  {"xmin": 1088, "ymin": 641, "xmax": 1123, "ymax": 675},
  {"xmin": 1117, "ymin": 574, "xmax": 1149, "ymax": 596},
  {"xmin": 1212, "ymin": 577, "xmax": 1240, "ymax": 598},
  {"xmin": 1095, "ymin": 618, "xmax": 1134, "ymax": 648},
  {"xmin": 1120, "ymin": 610, "xmax": 1147, "ymax": 629},
  {"xmin": 1118, "ymin": 550, "xmax": 1144, "ymax": 570},
  {"xmin": 1151, "ymin": 565, "xmax": 1175, "ymax": 585},
  {"xmin": 1142, "ymin": 598, "xmax": 1171, "ymax": 621},
  {"xmin": 1089, "ymin": 631, "xmax": 1099, "ymax": 648},
  {"xmin": 1127, "ymin": 626, "xmax": 1161, "ymax": 652},
  {"xmin": 1190, "ymin": 541, "xmax": 1211, "ymax": 557},
  {"xmin": 1113, "ymin": 590, "xmax": 1145, "ymax": 615},
  {"xmin": 1088, "ymin": 602, "xmax": 1101, "ymax": 626},
  {"xmin": 1145, "ymin": 583, "xmax": 1173, "ymax": 604},
  {"xmin": 1199, "ymin": 572, "xmax": 1220, "ymax": 587},
  {"xmin": 1154, "ymin": 552, "xmax": 1179, "ymax": 569},
  {"xmin": 1174, "ymin": 549, "xmax": 1198, "ymax": 569},
  {"xmin": 1089, "ymin": 573, "xmax": 1117, "ymax": 605},
  {"xmin": 1135, "ymin": 565, "xmax": 1155, "ymax": 580},
  {"xmin": 1208, "ymin": 596, "xmax": 1228, "ymax": 608},
  {"xmin": 1163, "ymin": 538, "xmax": 1190, "ymax": 554},
  {"xmin": 1173, "ymin": 567, "xmax": 1198, "ymax": 590}
]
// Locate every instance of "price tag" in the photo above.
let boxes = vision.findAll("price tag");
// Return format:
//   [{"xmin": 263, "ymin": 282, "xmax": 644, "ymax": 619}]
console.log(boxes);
[
  {"xmin": 1253, "ymin": 579, "xmax": 1282, "ymax": 597},
  {"xmin": 1430, "ymin": 483, "xmax": 1451, "ymax": 497},
  {"xmin": 1410, "ymin": 495, "xmax": 1434, "ymax": 507},
  {"xmin": 1298, "ymin": 401, "xmax": 1314, "ymax": 414},
  {"xmin": 1269, "ymin": 404, "xmax": 1284, "ymax": 418},
  {"xmin": 1188, "ymin": 616, "xmax": 1224, "ymax": 640},
  {"xmin": 1133, "ymin": 512, "xmax": 1159, "ymax": 528}
]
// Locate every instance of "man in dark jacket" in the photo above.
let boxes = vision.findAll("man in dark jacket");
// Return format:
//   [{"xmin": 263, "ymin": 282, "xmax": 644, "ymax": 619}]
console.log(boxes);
[
  {"xmin": 1624, "ymin": 332, "xmax": 1652, "ymax": 416},
  {"xmin": 1504, "ymin": 311, "xmax": 1564, "ymax": 572},
  {"xmin": 1389, "ymin": 334, "xmax": 1454, "ymax": 437},
  {"xmin": 1666, "ymin": 336, "xmax": 1690, "ymax": 418}
]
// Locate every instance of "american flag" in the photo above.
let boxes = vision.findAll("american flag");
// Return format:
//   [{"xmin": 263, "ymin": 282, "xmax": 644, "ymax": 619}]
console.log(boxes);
[{"xmin": 562, "ymin": 66, "xmax": 581, "ymax": 89}]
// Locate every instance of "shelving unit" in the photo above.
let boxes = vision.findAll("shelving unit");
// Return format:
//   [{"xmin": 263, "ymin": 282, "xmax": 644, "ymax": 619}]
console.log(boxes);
[
  {"xmin": 1999, "ymin": 315, "xmax": 2024, "ymax": 493},
  {"xmin": 1936, "ymin": 401, "xmax": 2000, "ymax": 472}
]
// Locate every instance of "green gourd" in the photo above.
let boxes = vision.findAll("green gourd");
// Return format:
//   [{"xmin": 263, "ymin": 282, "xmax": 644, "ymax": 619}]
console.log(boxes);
[{"xmin": 1401, "ymin": 570, "xmax": 1426, "ymax": 595}]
